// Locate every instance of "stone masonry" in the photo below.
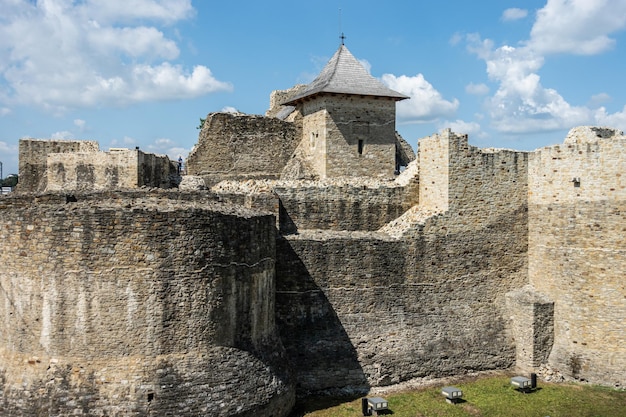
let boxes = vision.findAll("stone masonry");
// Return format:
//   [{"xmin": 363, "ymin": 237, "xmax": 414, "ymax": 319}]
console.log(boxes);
[
  {"xmin": 2, "ymin": 125, "xmax": 625, "ymax": 416},
  {"xmin": 18, "ymin": 139, "xmax": 177, "ymax": 192},
  {"xmin": 18, "ymin": 139, "xmax": 100, "ymax": 192},
  {"xmin": 527, "ymin": 127, "xmax": 626, "ymax": 385},
  {"xmin": 0, "ymin": 192, "xmax": 293, "ymax": 417},
  {"xmin": 186, "ymin": 112, "xmax": 300, "ymax": 186},
  {"xmin": 1, "ymin": 39, "xmax": 624, "ymax": 417}
]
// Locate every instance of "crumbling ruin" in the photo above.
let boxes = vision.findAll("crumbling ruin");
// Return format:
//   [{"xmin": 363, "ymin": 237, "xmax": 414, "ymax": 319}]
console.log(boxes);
[{"xmin": 1, "ymin": 44, "xmax": 624, "ymax": 417}]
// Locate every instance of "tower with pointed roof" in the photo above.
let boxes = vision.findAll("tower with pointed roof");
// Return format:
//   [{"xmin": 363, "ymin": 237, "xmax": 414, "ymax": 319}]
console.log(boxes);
[{"xmin": 283, "ymin": 44, "xmax": 408, "ymax": 179}]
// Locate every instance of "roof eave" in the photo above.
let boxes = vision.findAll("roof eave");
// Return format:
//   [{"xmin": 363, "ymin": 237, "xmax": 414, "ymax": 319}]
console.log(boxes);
[{"xmin": 282, "ymin": 91, "xmax": 409, "ymax": 106}]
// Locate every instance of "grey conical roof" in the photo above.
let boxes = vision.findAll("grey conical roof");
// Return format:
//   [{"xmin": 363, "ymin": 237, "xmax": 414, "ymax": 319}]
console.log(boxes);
[{"xmin": 282, "ymin": 45, "xmax": 408, "ymax": 105}]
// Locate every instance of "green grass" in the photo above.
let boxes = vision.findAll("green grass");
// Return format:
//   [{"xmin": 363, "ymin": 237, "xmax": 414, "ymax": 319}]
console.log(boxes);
[{"xmin": 295, "ymin": 374, "xmax": 626, "ymax": 417}]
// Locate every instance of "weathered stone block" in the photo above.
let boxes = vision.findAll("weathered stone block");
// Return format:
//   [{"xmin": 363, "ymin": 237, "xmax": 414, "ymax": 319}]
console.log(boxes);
[{"xmin": 505, "ymin": 286, "xmax": 555, "ymax": 371}]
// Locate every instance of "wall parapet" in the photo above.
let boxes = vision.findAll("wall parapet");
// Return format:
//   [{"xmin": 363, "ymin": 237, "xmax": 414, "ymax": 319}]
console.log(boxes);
[
  {"xmin": 187, "ymin": 112, "xmax": 299, "ymax": 186},
  {"xmin": 18, "ymin": 138, "xmax": 100, "ymax": 192},
  {"xmin": 528, "ymin": 129, "xmax": 626, "ymax": 386},
  {"xmin": 505, "ymin": 287, "xmax": 555, "ymax": 372},
  {"xmin": 0, "ymin": 190, "xmax": 294, "ymax": 416}
]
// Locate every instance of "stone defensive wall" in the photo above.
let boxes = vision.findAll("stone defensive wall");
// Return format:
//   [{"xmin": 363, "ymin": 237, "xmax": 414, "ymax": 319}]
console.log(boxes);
[
  {"xmin": 275, "ymin": 181, "xmax": 419, "ymax": 233},
  {"xmin": 187, "ymin": 112, "xmax": 300, "ymax": 186},
  {"xmin": 210, "ymin": 178, "xmax": 419, "ymax": 234},
  {"xmin": 527, "ymin": 127, "xmax": 626, "ymax": 386},
  {"xmin": 46, "ymin": 148, "xmax": 175, "ymax": 191},
  {"xmin": 19, "ymin": 139, "xmax": 177, "ymax": 193},
  {"xmin": 274, "ymin": 131, "xmax": 530, "ymax": 396},
  {"xmin": 18, "ymin": 139, "xmax": 100, "ymax": 192},
  {"xmin": 300, "ymin": 95, "xmax": 398, "ymax": 178},
  {"xmin": 0, "ymin": 192, "xmax": 294, "ymax": 417},
  {"xmin": 417, "ymin": 129, "xmax": 528, "ymax": 216},
  {"xmin": 4, "ymin": 123, "xmax": 624, "ymax": 415}
]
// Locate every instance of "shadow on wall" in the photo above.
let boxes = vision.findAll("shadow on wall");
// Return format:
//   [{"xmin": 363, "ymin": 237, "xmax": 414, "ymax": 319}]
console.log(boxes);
[
  {"xmin": 279, "ymin": 199, "xmax": 298, "ymax": 235},
  {"xmin": 275, "ymin": 237, "xmax": 369, "ymax": 404}
]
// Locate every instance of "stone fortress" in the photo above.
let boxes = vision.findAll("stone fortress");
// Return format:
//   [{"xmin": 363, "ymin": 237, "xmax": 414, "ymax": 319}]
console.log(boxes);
[{"xmin": 0, "ymin": 44, "xmax": 624, "ymax": 417}]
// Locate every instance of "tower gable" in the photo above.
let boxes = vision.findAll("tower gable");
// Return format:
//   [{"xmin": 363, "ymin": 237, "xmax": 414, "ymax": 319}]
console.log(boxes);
[
  {"xmin": 285, "ymin": 45, "xmax": 406, "ymax": 179},
  {"xmin": 282, "ymin": 45, "xmax": 408, "ymax": 105}
]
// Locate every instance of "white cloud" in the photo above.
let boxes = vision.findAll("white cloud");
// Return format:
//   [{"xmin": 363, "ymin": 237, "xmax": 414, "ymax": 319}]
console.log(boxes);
[
  {"xmin": 0, "ymin": 140, "xmax": 18, "ymax": 154},
  {"xmin": 594, "ymin": 105, "xmax": 626, "ymax": 130},
  {"xmin": 221, "ymin": 106, "xmax": 240, "ymax": 113},
  {"xmin": 442, "ymin": 120, "xmax": 485, "ymax": 138},
  {"xmin": 50, "ymin": 131, "xmax": 75, "ymax": 140},
  {"xmin": 74, "ymin": 119, "xmax": 86, "ymax": 130},
  {"xmin": 77, "ymin": 0, "xmax": 195, "ymax": 25},
  {"xmin": 127, "ymin": 64, "xmax": 232, "ymax": 102},
  {"xmin": 528, "ymin": 0, "xmax": 626, "ymax": 55},
  {"xmin": 0, "ymin": 140, "xmax": 19, "ymax": 175},
  {"xmin": 466, "ymin": 33, "xmax": 495, "ymax": 60},
  {"xmin": 464, "ymin": 2, "xmax": 626, "ymax": 137},
  {"xmin": 449, "ymin": 32, "xmax": 463, "ymax": 46},
  {"xmin": 0, "ymin": 0, "xmax": 231, "ymax": 112},
  {"xmin": 487, "ymin": 87, "xmax": 592, "ymax": 134},
  {"xmin": 147, "ymin": 137, "xmax": 190, "ymax": 160},
  {"xmin": 465, "ymin": 82, "xmax": 489, "ymax": 95},
  {"xmin": 0, "ymin": 107, "xmax": 11, "ymax": 116},
  {"xmin": 87, "ymin": 26, "xmax": 180, "ymax": 60},
  {"xmin": 381, "ymin": 73, "xmax": 459, "ymax": 122},
  {"xmin": 466, "ymin": 34, "xmax": 594, "ymax": 134},
  {"xmin": 484, "ymin": 45, "xmax": 544, "ymax": 82},
  {"xmin": 502, "ymin": 8, "xmax": 528, "ymax": 21},
  {"xmin": 588, "ymin": 93, "xmax": 611, "ymax": 107},
  {"xmin": 109, "ymin": 136, "xmax": 137, "ymax": 148},
  {"xmin": 359, "ymin": 59, "xmax": 372, "ymax": 74}
]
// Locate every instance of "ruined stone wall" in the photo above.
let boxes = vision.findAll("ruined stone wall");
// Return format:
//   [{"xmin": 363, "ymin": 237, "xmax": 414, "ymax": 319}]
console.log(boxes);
[
  {"xmin": 276, "ymin": 211, "xmax": 526, "ymax": 395},
  {"xmin": 405, "ymin": 134, "xmax": 529, "ymax": 380},
  {"xmin": 0, "ymin": 193, "xmax": 294, "ymax": 417},
  {"xmin": 186, "ymin": 112, "xmax": 299, "ymax": 186},
  {"xmin": 46, "ymin": 149, "xmax": 175, "ymax": 191},
  {"xmin": 300, "ymin": 104, "xmax": 328, "ymax": 177},
  {"xmin": 275, "ymin": 183, "xmax": 418, "ymax": 233},
  {"xmin": 415, "ymin": 129, "xmax": 528, "ymax": 230},
  {"xmin": 528, "ymin": 134, "xmax": 626, "ymax": 386},
  {"xmin": 275, "ymin": 232, "xmax": 404, "ymax": 395},
  {"xmin": 266, "ymin": 85, "xmax": 307, "ymax": 119},
  {"xmin": 444, "ymin": 133, "xmax": 529, "ymax": 229},
  {"xmin": 137, "ymin": 151, "xmax": 178, "ymax": 188},
  {"xmin": 300, "ymin": 96, "xmax": 397, "ymax": 179},
  {"xmin": 416, "ymin": 131, "xmax": 450, "ymax": 212},
  {"xmin": 18, "ymin": 139, "xmax": 99, "ymax": 192},
  {"xmin": 275, "ymin": 131, "xmax": 529, "ymax": 395},
  {"xmin": 411, "ymin": 131, "xmax": 529, "ymax": 376},
  {"xmin": 505, "ymin": 287, "xmax": 555, "ymax": 372}
]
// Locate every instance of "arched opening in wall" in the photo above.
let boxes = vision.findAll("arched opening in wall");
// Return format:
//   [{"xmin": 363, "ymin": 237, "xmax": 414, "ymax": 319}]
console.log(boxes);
[{"xmin": 358, "ymin": 139, "xmax": 364, "ymax": 155}]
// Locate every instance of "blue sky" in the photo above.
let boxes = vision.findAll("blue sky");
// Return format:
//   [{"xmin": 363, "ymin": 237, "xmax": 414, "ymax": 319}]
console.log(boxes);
[{"xmin": 2, "ymin": 0, "xmax": 626, "ymax": 177}]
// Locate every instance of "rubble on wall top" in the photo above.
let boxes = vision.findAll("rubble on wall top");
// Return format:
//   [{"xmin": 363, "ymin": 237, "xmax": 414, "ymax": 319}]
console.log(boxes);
[
  {"xmin": 481, "ymin": 147, "xmax": 525, "ymax": 154},
  {"xmin": 179, "ymin": 175, "xmax": 208, "ymax": 191},
  {"xmin": 394, "ymin": 160, "xmax": 419, "ymax": 186},
  {"xmin": 506, "ymin": 285, "xmax": 554, "ymax": 304},
  {"xmin": 1, "ymin": 190, "xmax": 265, "ymax": 218},
  {"xmin": 285, "ymin": 228, "xmax": 397, "ymax": 242},
  {"xmin": 564, "ymin": 126, "xmax": 624, "ymax": 145},
  {"xmin": 20, "ymin": 138, "xmax": 98, "ymax": 143},
  {"xmin": 378, "ymin": 205, "xmax": 441, "ymax": 238},
  {"xmin": 211, "ymin": 177, "xmax": 406, "ymax": 194}
]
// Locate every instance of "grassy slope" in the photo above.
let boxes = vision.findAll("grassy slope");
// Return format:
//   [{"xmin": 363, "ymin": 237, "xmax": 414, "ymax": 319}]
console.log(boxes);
[{"xmin": 297, "ymin": 374, "xmax": 626, "ymax": 417}]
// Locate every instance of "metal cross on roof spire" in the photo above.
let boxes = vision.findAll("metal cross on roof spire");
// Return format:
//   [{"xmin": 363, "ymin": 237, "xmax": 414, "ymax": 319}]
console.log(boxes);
[{"xmin": 338, "ymin": 6, "xmax": 345, "ymax": 45}]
